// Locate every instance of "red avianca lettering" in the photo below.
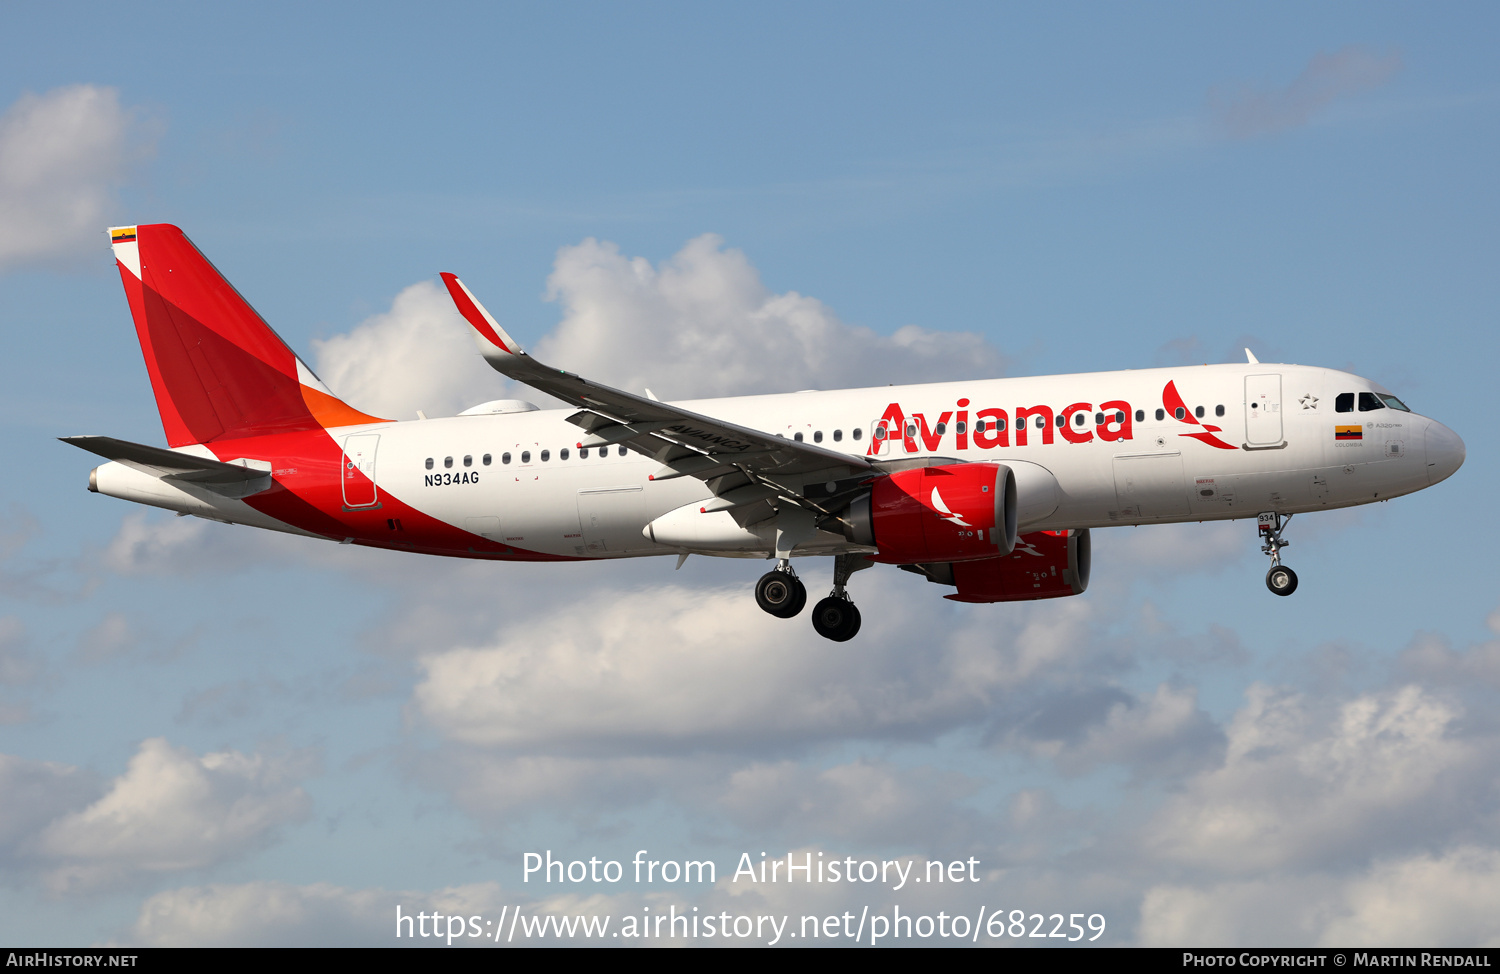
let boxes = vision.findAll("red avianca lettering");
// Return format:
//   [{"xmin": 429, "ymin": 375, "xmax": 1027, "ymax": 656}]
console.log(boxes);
[{"xmin": 868, "ymin": 399, "xmax": 1134, "ymax": 455}]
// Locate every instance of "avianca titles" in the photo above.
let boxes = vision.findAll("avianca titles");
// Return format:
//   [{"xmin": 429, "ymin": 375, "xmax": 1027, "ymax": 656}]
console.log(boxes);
[{"xmin": 67, "ymin": 224, "xmax": 1466, "ymax": 641}]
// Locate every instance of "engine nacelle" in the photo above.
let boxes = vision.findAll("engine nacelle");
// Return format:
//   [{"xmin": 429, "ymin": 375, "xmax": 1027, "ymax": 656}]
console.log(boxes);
[
  {"xmin": 846, "ymin": 462, "xmax": 1018, "ymax": 564},
  {"xmin": 945, "ymin": 529, "xmax": 1091, "ymax": 603}
]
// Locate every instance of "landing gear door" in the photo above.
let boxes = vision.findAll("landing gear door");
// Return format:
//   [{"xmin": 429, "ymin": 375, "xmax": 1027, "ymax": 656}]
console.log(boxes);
[
  {"xmin": 577, "ymin": 485, "xmax": 646, "ymax": 554},
  {"xmin": 1245, "ymin": 374, "xmax": 1283, "ymax": 446},
  {"xmin": 341, "ymin": 433, "xmax": 380, "ymax": 508}
]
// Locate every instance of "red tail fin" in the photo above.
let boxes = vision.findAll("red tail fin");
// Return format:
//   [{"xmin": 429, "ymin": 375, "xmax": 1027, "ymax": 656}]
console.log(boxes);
[{"xmin": 109, "ymin": 224, "xmax": 386, "ymax": 447}]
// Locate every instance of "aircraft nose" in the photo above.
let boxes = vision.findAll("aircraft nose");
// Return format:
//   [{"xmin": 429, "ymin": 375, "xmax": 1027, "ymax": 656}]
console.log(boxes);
[{"xmin": 1424, "ymin": 420, "xmax": 1465, "ymax": 486}]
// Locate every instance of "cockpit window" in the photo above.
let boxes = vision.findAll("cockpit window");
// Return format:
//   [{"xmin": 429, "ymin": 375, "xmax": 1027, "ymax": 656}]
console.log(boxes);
[
  {"xmin": 1378, "ymin": 394, "xmax": 1410, "ymax": 412},
  {"xmin": 1358, "ymin": 392, "xmax": 1385, "ymax": 411},
  {"xmin": 1335, "ymin": 393, "xmax": 1354, "ymax": 413}
]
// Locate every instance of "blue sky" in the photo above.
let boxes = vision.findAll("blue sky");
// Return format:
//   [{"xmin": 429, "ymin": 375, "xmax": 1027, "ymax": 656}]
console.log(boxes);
[{"xmin": 0, "ymin": 2, "xmax": 1496, "ymax": 946}]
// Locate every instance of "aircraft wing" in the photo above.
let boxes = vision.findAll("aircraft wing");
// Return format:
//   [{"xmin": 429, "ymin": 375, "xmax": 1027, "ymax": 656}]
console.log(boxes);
[
  {"xmin": 440, "ymin": 274, "xmax": 874, "ymax": 517},
  {"xmin": 60, "ymin": 435, "xmax": 271, "ymax": 485}
]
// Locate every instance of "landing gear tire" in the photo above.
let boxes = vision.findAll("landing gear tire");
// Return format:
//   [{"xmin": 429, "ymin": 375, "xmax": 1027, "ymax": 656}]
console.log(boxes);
[
  {"xmin": 811, "ymin": 597, "xmax": 861, "ymax": 641},
  {"xmin": 1265, "ymin": 565, "xmax": 1298, "ymax": 596},
  {"xmin": 787, "ymin": 579, "xmax": 807, "ymax": 617},
  {"xmin": 756, "ymin": 571, "xmax": 807, "ymax": 618}
]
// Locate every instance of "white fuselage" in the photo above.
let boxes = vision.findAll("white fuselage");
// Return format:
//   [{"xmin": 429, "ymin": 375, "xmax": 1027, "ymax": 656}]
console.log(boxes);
[{"xmin": 321, "ymin": 362, "xmax": 1456, "ymax": 560}]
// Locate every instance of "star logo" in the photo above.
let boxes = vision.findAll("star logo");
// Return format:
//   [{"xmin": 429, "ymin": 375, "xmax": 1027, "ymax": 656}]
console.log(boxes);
[{"xmin": 1300, "ymin": 394, "xmax": 1319, "ymax": 410}]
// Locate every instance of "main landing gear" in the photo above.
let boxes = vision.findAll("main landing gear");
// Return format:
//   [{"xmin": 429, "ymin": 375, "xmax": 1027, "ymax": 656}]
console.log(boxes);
[
  {"xmin": 754, "ymin": 555, "xmax": 868, "ymax": 641},
  {"xmin": 755, "ymin": 561, "xmax": 807, "ymax": 618},
  {"xmin": 1258, "ymin": 511, "xmax": 1298, "ymax": 597}
]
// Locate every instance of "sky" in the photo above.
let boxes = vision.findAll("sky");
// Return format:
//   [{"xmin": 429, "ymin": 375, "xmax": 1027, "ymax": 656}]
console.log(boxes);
[{"xmin": 0, "ymin": 1, "xmax": 1497, "ymax": 947}]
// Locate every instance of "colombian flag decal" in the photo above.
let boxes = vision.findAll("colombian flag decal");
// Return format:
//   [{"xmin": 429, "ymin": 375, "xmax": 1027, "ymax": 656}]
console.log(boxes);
[
  {"xmin": 111, "ymin": 227, "xmax": 137, "ymax": 243},
  {"xmin": 1335, "ymin": 425, "xmax": 1363, "ymax": 441}
]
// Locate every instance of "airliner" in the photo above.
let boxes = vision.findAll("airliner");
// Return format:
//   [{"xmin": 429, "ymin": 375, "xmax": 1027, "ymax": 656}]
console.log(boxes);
[{"xmin": 66, "ymin": 225, "xmax": 1466, "ymax": 641}]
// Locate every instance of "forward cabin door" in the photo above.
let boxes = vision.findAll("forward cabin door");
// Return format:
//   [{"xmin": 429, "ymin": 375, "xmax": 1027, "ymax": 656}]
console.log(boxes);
[
  {"xmin": 1245, "ymin": 374, "xmax": 1284, "ymax": 446},
  {"xmin": 341, "ymin": 434, "xmax": 380, "ymax": 508}
]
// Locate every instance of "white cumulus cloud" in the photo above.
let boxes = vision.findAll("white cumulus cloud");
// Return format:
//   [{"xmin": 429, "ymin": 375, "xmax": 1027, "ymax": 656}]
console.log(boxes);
[
  {"xmin": 311, "ymin": 234, "xmax": 1006, "ymax": 419},
  {"xmin": 37, "ymin": 738, "xmax": 313, "ymax": 892},
  {"xmin": 311, "ymin": 280, "xmax": 504, "ymax": 420},
  {"xmin": 0, "ymin": 85, "xmax": 156, "ymax": 270},
  {"xmin": 410, "ymin": 576, "xmax": 1095, "ymax": 755},
  {"xmin": 537, "ymin": 234, "xmax": 1006, "ymax": 398},
  {"xmin": 1146, "ymin": 684, "xmax": 1483, "ymax": 873},
  {"xmin": 1139, "ymin": 848, "xmax": 1500, "ymax": 947}
]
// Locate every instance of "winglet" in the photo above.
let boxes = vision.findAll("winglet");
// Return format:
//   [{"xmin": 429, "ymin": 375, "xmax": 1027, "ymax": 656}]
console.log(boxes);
[
  {"xmin": 440, "ymin": 273, "xmax": 526, "ymax": 362},
  {"xmin": 1245, "ymin": 348, "xmax": 1260, "ymax": 364}
]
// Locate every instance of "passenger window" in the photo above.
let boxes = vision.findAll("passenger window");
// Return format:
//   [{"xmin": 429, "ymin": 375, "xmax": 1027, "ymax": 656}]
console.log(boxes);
[
  {"xmin": 1215, "ymin": 405, "xmax": 1225, "ymax": 417},
  {"xmin": 520, "ymin": 451, "xmax": 530, "ymax": 463},
  {"xmin": 541, "ymin": 450, "xmax": 550, "ymax": 461},
  {"xmin": 852, "ymin": 428, "xmax": 862, "ymax": 440},
  {"xmin": 975, "ymin": 420, "xmax": 986, "ymax": 433},
  {"xmin": 905, "ymin": 424, "xmax": 916, "ymax": 438},
  {"xmin": 813, "ymin": 431, "xmax": 823, "ymax": 443},
  {"xmin": 502, "ymin": 452, "xmax": 511, "ymax": 464},
  {"xmin": 444, "ymin": 456, "xmax": 453, "ymax": 468},
  {"xmin": 618, "ymin": 446, "xmax": 626, "ymax": 456},
  {"xmin": 874, "ymin": 426, "xmax": 887, "ymax": 440},
  {"xmin": 580, "ymin": 447, "xmax": 589, "ymax": 458},
  {"xmin": 955, "ymin": 422, "xmax": 966, "ymax": 435},
  {"xmin": 1074, "ymin": 413, "xmax": 1086, "ymax": 427},
  {"xmin": 482, "ymin": 454, "xmax": 491, "ymax": 466},
  {"xmin": 833, "ymin": 429, "xmax": 843, "ymax": 442},
  {"xmin": 1036, "ymin": 416, "xmax": 1045, "ymax": 429},
  {"xmin": 998, "ymin": 418, "xmax": 1007, "ymax": 431},
  {"xmin": 463, "ymin": 455, "xmax": 473, "ymax": 467},
  {"xmin": 1336, "ymin": 393, "xmax": 1354, "ymax": 413},
  {"xmin": 1194, "ymin": 406, "xmax": 1204, "ymax": 419},
  {"xmin": 1136, "ymin": 410, "xmax": 1144, "ymax": 422},
  {"xmin": 1115, "ymin": 411, "xmax": 1125, "ymax": 422},
  {"xmin": 1173, "ymin": 407, "xmax": 1185, "ymax": 420},
  {"xmin": 1055, "ymin": 415, "xmax": 1064, "ymax": 428},
  {"xmin": 1358, "ymin": 392, "xmax": 1385, "ymax": 411},
  {"xmin": 1155, "ymin": 409, "xmax": 1165, "ymax": 421},
  {"xmin": 935, "ymin": 423, "xmax": 947, "ymax": 435},
  {"xmin": 794, "ymin": 432, "xmax": 803, "ymax": 442},
  {"xmin": 1094, "ymin": 412, "xmax": 1103, "ymax": 424},
  {"xmin": 425, "ymin": 458, "xmax": 433, "ymax": 470},
  {"xmin": 561, "ymin": 448, "xmax": 570, "ymax": 460}
]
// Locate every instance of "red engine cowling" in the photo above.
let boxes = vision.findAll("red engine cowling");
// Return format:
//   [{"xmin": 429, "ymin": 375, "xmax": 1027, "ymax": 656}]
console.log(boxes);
[
  {"xmin": 850, "ymin": 463, "xmax": 1018, "ymax": 564},
  {"xmin": 945, "ymin": 529, "xmax": 1091, "ymax": 603}
]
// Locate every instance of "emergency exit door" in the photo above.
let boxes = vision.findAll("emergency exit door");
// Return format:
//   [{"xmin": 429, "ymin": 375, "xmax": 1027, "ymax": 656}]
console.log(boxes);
[{"xmin": 342, "ymin": 434, "xmax": 380, "ymax": 508}]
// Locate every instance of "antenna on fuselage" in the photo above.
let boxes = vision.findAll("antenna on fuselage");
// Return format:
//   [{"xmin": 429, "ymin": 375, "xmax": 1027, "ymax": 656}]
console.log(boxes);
[{"xmin": 1245, "ymin": 348, "xmax": 1260, "ymax": 364}]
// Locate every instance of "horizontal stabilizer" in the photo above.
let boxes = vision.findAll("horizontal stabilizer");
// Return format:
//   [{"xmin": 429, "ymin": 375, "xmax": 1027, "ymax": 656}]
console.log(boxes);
[{"xmin": 60, "ymin": 436, "xmax": 271, "ymax": 485}]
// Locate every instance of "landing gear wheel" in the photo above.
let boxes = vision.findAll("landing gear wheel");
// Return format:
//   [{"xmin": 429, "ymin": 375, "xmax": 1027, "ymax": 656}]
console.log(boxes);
[
  {"xmin": 1265, "ymin": 565, "xmax": 1298, "ymax": 596},
  {"xmin": 787, "ymin": 578, "xmax": 807, "ymax": 617},
  {"xmin": 811, "ymin": 597, "xmax": 861, "ymax": 641},
  {"xmin": 1256, "ymin": 512, "xmax": 1298, "ymax": 597},
  {"xmin": 756, "ymin": 571, "xmax": 807, "ymax": 618}
]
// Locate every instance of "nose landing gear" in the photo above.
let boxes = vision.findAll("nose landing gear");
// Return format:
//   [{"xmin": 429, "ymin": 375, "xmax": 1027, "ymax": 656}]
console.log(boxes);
[{"xmin": 1258, "ymin": 512, "xmax": 1298, "ymax": 596}]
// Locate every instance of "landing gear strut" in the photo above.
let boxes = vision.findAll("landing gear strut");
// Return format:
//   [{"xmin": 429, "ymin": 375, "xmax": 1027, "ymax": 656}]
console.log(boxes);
[
  {"xmin": 1258, "ymin": 512, "xmax": 1298, "ymax": 596},
  {"xmin": 810, "ymin": 554, "xmax": 869, "ymax": 641},
  {"xmin": 755, "ymin": 560, "xmax": 807, "ymax": 618}
]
